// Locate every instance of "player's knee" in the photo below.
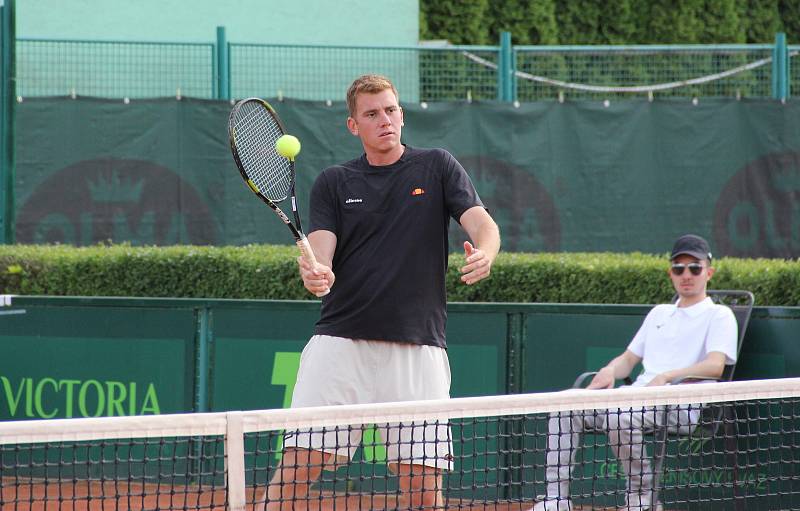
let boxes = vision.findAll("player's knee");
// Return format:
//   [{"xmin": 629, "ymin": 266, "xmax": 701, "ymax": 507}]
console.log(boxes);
[
  {"xmin": 271, "ymin": 448, "xmax": 325, "ymax": 482},
  {"xmin": 269, "ymin": 464, "xmax": 317, "ymax": 485},
  {"xmin": 399, "ymin": 488, "xmax": 441, "ymax": 510},
  {"xmin": 392, "ymin": 463, "xmax": 444, "ymax": 510},
  {"xmin": 607, "ymin": 409, "xmax": 637, "ymax": 430}
]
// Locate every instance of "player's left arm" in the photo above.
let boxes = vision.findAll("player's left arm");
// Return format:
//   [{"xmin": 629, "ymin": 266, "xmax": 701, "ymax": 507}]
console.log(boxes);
[{"xmin": 458, "ymin": 206, "xmax": 501, "ymax": 285}]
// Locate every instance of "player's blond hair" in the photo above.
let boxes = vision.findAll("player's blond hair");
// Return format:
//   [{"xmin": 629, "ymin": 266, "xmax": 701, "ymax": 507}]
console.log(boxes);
[{"xmin": 346, "ymin": 74, "xmax": 399, "ymax": 117}]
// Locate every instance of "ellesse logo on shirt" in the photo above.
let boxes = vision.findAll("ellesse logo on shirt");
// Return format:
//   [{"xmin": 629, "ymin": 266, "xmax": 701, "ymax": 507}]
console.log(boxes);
[
  {"xmin": 345, "ymin": 198, "xmax": 363, "ymax": 204},
  {"xmin": 411, "ymin": 188, "xmax": 425, "ymax": 196}
]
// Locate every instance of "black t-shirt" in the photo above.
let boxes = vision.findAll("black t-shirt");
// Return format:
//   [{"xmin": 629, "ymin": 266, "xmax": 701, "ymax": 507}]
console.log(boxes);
[{"xmin": 308, "ymin": 145, "xmax": 483, "ymax": 348}]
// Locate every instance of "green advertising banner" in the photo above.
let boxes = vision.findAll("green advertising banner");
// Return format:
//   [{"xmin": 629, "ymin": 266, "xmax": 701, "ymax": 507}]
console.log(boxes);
[
  {"xmin": 2, "ymin": 297, "xmax": 796, "ymax": 422},
  {"xmin": 0, "ymin": 298, "xmax": 511, "ymax": 421},
  {"xmin": 0, "ymin": 303, "xmax": 197, "ymax": 420},
  {"xmin": 1, "ymin": 297, "xmax": 796, "ymax": 508},
  {"xmin": 12, "ymin": 98, "xmax": 800, "ymax": 257}
]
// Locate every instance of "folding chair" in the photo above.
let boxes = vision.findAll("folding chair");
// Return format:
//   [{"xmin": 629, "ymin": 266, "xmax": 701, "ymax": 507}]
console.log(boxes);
[{"xmin": 571, "ymin": 290, "xmax": 754, "ymax": 509}]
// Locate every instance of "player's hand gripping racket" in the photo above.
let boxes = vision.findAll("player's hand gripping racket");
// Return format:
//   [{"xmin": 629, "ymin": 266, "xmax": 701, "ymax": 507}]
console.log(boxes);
[{"xmin": 228, "ymin": 98, "xmax": 329, "ymax": 297}]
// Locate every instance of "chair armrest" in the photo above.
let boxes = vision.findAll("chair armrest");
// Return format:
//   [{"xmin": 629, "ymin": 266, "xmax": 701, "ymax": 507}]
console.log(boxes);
[
  {"xmin": 573, "ymin": 371, "xmax": 635, "ymax": 388},
  {"xmin": 669, "ymin": 375, "xmax": 723, "ymax": 385},
  {"xmin": 572, "ymin": 372, "xmax": 597, "ymax": 388}
]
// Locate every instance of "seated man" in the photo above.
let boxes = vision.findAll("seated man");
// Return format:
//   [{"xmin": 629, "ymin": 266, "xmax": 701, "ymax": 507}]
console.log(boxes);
[{"xmin": 531, "ymin": 234, "xmax": 738, "ymax": 511}]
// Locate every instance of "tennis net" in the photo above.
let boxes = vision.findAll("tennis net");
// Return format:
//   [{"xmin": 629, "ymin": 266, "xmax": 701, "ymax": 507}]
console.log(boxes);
[{"xmin": 1, "ymin": 378, "xmax": 798, "ymax": 510}]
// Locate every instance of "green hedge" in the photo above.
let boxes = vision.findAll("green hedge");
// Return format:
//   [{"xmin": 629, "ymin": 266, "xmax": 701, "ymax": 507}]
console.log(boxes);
[{"xmin": 1, "ymin": 244, "xmax": 798, "ymax": 306}]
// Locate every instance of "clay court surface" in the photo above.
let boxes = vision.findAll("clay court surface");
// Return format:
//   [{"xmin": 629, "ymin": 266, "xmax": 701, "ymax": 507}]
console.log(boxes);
[{"xmin": 0, "ymin": 482, "xmax": 635, "ymax": 511}]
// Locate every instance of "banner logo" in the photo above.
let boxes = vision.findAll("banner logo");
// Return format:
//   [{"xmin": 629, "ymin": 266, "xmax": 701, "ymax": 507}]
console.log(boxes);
[
  {"xmin": 0, "ymin": 375, "xmax": 161, "ymax": 419},
  {"xmin": 16, "ymin": 158, "xmax": 216, "ymax": 245},
  {"xmin": 457, "ymin": 156, "xmax": 560, "ymax": 252},
  {"xmin": 714, "ymin": 151, "xmax": 800, "ymax": 258}
]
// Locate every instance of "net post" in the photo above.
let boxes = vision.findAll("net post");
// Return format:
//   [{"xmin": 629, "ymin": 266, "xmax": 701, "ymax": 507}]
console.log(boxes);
[
  {"xmin": 0, "ymin": 0, "xmax": 15, "ymax": 244},
  {"xmin": 226, "ymin": 412, "xmax": 247, "ymax": 511},
  {"xmin": 217, "ymin": 26, "xmax": 230, "ymax": 100}
]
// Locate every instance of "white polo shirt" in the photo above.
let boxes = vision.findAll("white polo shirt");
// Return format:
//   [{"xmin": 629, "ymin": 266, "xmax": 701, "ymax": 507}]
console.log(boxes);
[{"xmin": 627, "ymin": 297, "xmax": 738, "ymax": 387}]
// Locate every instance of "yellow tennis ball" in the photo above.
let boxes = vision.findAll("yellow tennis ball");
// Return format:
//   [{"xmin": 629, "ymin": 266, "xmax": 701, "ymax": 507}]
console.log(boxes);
[{"xmin": 275, "ymin": 134, "xmax": 301, "ymax": 159}]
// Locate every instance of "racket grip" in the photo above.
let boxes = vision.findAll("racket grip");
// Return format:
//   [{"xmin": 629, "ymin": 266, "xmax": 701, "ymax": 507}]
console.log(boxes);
[{"xmin": 297, "ymin": 236, "xmax": 330, "ymax": 297}]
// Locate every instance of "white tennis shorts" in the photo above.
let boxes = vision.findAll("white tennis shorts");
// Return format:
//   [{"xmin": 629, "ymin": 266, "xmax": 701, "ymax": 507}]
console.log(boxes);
[{"xmin": 283, "ymin": 334, "xmax": 453, "ymax": 470}]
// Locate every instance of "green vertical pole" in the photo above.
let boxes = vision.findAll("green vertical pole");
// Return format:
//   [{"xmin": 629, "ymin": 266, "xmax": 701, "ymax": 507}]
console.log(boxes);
[
  {"xmin": 211, "ymin": 30, "xmax": 218, "ymax": 98},
  {"xmin": 192, "ymin": 306, "xmax": 213, "ymax": 483},
  {"xmin": 216, "ymin": 26, "xmax": 229, "ymax": 100},
  {"xmin": 789, "ymin": 38, "xmax": 793, "ymax": 100},
  {"xmin": 510, "ymin": 46, "xmax": 517, "ymax": 102},
  {"xmin": 772, "ymin": 32, "xmax": 788, "ymax": 101},
  {"xmin": 506, "ymin": 312, "xmax": 525, "ymax": 395},
  {"xmin": 497, "ymin": 31, "xmax": 513, "ymax": 102},
  {"xmin": 194, "ymin": 306, "xmax": 212, "ymax": 413},
  {"xmin": 0, "ymin": 0, "xmax": 15, "ymax": 244},
  {"xmin": 504, "ymin": 312, "xmax": 525, "ymax": 499}
]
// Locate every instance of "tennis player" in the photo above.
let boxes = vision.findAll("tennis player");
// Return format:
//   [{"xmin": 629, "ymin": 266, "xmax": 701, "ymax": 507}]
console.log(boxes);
[
  {"xmin": 532, "ymin": 234, "xmax": 738, "ymax": 511},
  {"xmin": 264, "ymin": 74, "xmax": 501, "ymax": 511}
]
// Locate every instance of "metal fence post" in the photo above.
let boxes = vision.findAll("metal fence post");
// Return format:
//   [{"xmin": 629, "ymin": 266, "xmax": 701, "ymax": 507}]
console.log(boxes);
[
  {"xmin": 498, "ymin": 31, "xmax": 513, "ymax": 102},
  {"xmin": 504, "ymin": 311, "xmax": 526, "ymax": 500},
  {"xmin": 216, "ymin": 26, "xmax": 229, "ymax": 100},
  {"xmin": 194, "ymin": 306, "xmax": 213, "ymax": 413},
  {"xmin": 192, "ymin": 305, "xmax": 214, "ymax": 485},
  {"xmin": 0, "ymin": 0, "xmax": 15, "ymax": 244},
  {"xmin": 790, "ymin": 38, "xmax": 793, "ymax": 100},
  {"xmin": 771, "ymin": 32, "xmax": 788, "ymax": 101},
  {"xmin": 510, "ymin": 45, "xmax": 517, "ymax": 102}
]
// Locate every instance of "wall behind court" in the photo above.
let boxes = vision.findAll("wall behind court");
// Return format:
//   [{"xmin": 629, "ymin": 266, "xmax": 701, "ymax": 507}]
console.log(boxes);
[
  {"xmin": 0, "ymin": 297, "xmax": 796, "ymax": 419},
  {"xmin": 16, "ymin": 0, "xmax": 419, "ymax": 46},
  {"xmin": 12, "ymin": 98, "xmax": 800, "ymax": 258}
]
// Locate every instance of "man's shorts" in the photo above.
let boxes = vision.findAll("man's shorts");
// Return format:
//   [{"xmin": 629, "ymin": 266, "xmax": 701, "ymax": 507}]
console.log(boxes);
[{"xmin": 283, "ymin": 334, "xmax": 453, "ymax": 470}]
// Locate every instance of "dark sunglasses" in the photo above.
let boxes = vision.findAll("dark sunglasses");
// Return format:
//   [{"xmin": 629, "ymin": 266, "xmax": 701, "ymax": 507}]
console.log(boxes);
[{"xmin": 671, "ymin": 263, "xmax": 704, "ymax": 276}]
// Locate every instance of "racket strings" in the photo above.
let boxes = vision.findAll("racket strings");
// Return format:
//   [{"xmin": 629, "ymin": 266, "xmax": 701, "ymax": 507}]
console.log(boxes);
[{"xmin": 232, "ymin": 102, "xmax": 293, "ymax": 202}]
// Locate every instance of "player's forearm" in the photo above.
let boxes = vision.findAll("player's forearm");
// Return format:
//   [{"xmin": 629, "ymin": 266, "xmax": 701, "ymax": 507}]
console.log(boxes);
[
  {"xmin": 460, "ymin": 207, "xmax": 501, "ymax": 261},
  {"xmin": 472, "ymin": 219, "xmax": 501, "ymax": 261},
  {"xmin": 307, "ymin": 230, "xmax": 337, "ymax": 268}
]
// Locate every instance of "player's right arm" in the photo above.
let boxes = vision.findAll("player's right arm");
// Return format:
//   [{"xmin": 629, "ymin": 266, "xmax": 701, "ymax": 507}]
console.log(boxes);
[
  {"xmin": 587, "ymin": 350, "xmax": 642, "ymax": 389},
  {"xmin": 298, "ymin": 230, "xmax": 337, "ymax": 296}
]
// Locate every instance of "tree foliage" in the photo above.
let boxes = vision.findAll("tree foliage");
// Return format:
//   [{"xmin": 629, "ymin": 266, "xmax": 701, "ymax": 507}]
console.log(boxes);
[
  {"xmin": 740, "ymin": 0, "xmax": 784, "ymax": 42},
  {"xmin": 555, "ymin": 0, "xmax": 637, "ymax": 45},
  {"xmin": 697, "ymin": 0, "xmax": 747, "ymax": 42},
  {"xmin": 778, "ymin": 0, "xmax": 800, "ymax": 43},
  {"xmin": 420, "ymin": 0, "xmax": 490, "ymax": 44},
  {"xmin": 420, "ymin": 0, "xmax": 798, "ymax": 44},
  {"xmin": 487, "ymin": 0, "xmax": 559, "ymax": 45}
]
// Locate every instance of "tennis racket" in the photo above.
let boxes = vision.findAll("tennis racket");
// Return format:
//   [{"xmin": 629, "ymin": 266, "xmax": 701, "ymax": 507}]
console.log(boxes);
[{"xmin": 228, "ymin": 98, "xmax": 329, "ymax": 297}]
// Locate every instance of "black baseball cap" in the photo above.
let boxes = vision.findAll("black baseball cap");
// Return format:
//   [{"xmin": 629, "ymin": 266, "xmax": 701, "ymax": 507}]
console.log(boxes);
[{"xmin": 671, "ymin": 234, "xmax": 712, "ymax": 261}]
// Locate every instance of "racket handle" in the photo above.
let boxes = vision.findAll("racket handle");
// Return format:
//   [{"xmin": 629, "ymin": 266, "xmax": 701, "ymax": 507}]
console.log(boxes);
[{"xmin": 297, "ymin": 236, "xmax": 330, "ymax": 297}]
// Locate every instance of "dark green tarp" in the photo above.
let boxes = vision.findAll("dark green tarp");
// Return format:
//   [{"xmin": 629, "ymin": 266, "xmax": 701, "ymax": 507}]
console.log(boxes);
[{"xmin": 13, "ymin": 97, "xmax": 800, "ymax": 257}]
